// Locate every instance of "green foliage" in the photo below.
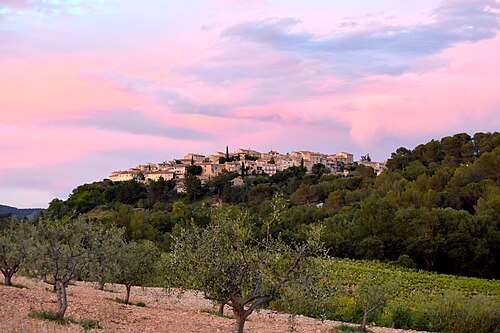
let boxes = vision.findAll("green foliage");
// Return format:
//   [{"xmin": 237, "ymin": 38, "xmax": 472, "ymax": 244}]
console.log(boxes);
[
  {"xmin": 290, "ymin": 184, "xmax": 321, "ymax": 205},
  {"xmin": 248, "ymin": 183, "xmax": 275, "ymax": 208},
  {"xmin": 184, "ymin": 174, "xmax": 203, "ymax": 200},
  {"xmin": 29, "ymin": 311, "xmax": 101, "ymax": 330},
  {"xmin": 312, "ymin": 163, "xmax": 329, "ymax": 176},
  {"xmin": 186, "ymin": 165, "xmax": 202, "ymax": 176},
  {"xmin": 354, "ymin": 165, "xmax": 376, "ymax": 180},
  {"xmin": 335, "ymin": 324, "xmax": 372, "ymax": 333},
  {"xmin": 0, "ymin": 282, "xmax": 28, "ymax": 289},
  {"xmin": 112, "ymin": 240, "xmax": 160, "ymax": 304},
  {"xmin": 391, "ymin": 254, "xmax": 417, "ymax": 269},
  {"xmin": 277, "ymin": 257, "xmax": 499, "ymax": 332},
  {"xmin": 79, "ymin": 319, "xmax": 102, "ymax": 330},
  {"xmin": 29, "ymin": 310, "xmax": 66, "ymax": 324},
  {"xmin": 200, "ymin": 308, "xmax": 236, "ymax": 319},
  {"xmin": 29, "ymin": 218, "xmax": 108, "ymax": 317},
  {"xmin": 84, "ymin": 226, "xmax": 126, "ymax": 290},
  {"xmin": 108, "ymin": 297, "xmax": 146, "ymax": 307},
  {"xmin": 352, "ymin": 276, "xmax": 398, "ymax": 331},
  {"xmin": 0, "ymin": 219, "xmax": 33, "ymax": 285},
  {"xmin": 166, "ymin": 205, "xmax": 323, "ymax": 333},
  {"xmin": 427, "ymin": 292, "xmax": 500, "ymax": 333}
]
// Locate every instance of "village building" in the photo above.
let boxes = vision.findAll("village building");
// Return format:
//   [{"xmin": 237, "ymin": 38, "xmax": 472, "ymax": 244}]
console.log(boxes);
[
  {"xmin": 357, "ymin": 160, "xmax": 386, "ymax": 175},
  {"xmin": 184, "ymin": 153, "xmax": 206, "ymax": 163},
  {"xmin": 107, "ymin": 147, "xmax": 366, "ymax": 184},
  {"xmin": 108, "ymin": 171, "xmax": 135, "ymax": 182}
]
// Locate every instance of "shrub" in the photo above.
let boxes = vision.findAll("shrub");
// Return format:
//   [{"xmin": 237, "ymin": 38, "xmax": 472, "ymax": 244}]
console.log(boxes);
[
  {"xmin": 333, "ymin": 299, "xmax": 364, "ymax": 324},
  {"xmin": 392, "ymin": 255, "xmax": 417, "ymax": 269},
  {"xmin": 392, "ymin": 306, "xmax": 413, "ymax": 329},
  {"xmin": 427, "ymin": 292, "xmax": 500, "ymax": 333},
  {"xmin": 29, "ymin": 310, "xmax": 66, "ymax": 324},
  {"xmin": 29, "ymin": 310, "xmax": 101, "ymax": 330},
  {"xmin": 200, "ymin": 308, "xmax": 235, "ymax": 320},
  {"xmin": 335, "ymin": 324, "xmax": 372, "ymax": 333},
  {"xmin": 0, "ymin": 282, "xmax": 28, "ymax": 289},
  {"xmin": 79, "ymin": 319, "xmax": 101, "ymax": 330},
  {"xmin": 107, "ymin": 297, "xmax": 146, "ymax": 307}
]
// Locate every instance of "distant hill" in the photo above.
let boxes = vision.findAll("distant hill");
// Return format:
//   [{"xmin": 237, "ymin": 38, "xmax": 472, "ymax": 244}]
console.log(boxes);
[{"xmin": 0, "ymin": 204, "xmax": 43, "ymax": 218}]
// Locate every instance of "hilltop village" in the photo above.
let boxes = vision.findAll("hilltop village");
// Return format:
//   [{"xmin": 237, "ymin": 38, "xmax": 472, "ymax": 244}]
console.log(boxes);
[{"xmin": 108, "ymin": 148, "xmax": 386, "ymax": 186}]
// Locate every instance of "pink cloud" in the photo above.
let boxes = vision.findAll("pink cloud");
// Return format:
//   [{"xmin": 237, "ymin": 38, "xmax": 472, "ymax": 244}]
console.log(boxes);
[
  {"xmin": 340, "ymin": 35, "xmax": 500, "ymax": 146},
  {"xmin": 1, "ymin": 0, "xmax": 499, "ymax": 207}
]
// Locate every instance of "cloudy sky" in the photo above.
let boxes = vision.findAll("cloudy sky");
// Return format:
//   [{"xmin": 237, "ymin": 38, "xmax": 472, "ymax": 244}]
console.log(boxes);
[{"xmin": 1, "ymin": 0, "xmax": 499, "ymax": 208}]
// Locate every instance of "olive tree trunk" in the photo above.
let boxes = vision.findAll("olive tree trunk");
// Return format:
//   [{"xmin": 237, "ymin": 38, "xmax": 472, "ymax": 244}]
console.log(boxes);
[
  {"xmin": 1, "ymin": 266, "xmax": 19, "ymax": 286},
  {"xmin": 98, "ymin": 280, "xmax": 105, "ymax": 291},
  {"xmin": 361, "ymin": 311, "xmax": 369, "ymax": 332},
  {"xmin": 125, "ymin": 284, "xmax": 132, "ymax": 304},
  {"xmin": 55, "ymin": 280, "xmax": 68, "ymax": 318},
  {"xmin": 218, "ymin": 302, "xmax": 225, "ymax": 316},
  {"xmin": 233, "ymin": 309, "xmax": 249, "ymax": 333},
  {"xmin": 230, "ymin": 296, "xmax": 269, "ymax": 333},
  {"xmin": 2, "ymin": 270, "xmax": 13, "ymax": 286}
]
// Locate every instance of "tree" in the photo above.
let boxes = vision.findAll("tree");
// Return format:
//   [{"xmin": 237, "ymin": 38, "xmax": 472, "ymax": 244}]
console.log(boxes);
[
  {"xmin": 29, "ymin": 218, "xmax": 101, "ymax": 318},
  {"xmin": 290, "ymin": 184, "xmax": 321, "ymax": 205},
  {"xmin": 184, "ymin": 174, "xmax": 203, "ymax": 200},
  {"xmin": 353, "ymin": 276, "xmax": 397, "ymax": 331},
  {"xmin": 172, "ymin": 200, "xmax": 188, "ymax": 219},
  {"xmin": 360, "ymin": 154, "xmax": 371, "ymax": 162},
  {"xmin": 146, "ymin": 177, "xmax": 174, "ymax": 206},
  {"xmin": 0, "ymin": 219, "xmax": 33, "ymax": 286},
  {"xmin": 186, "ymin": 165, "xmax": 202, "ymax": 176},
  {"xmin": 85, "ymin": 226, "xmax": 126, "ymax": 290},
  {"xmin": 386, "ymin": 147, "xmax": 412, "ymax": 171},
  {"xmin": 355, "ymin": 164, "xmax": 376, "ymax": 180},
  {"xmin": 311, "ymin": 163, "xmax": 329, "ymax": 177},
  {"xmin": 136, "ymin": 172, "xmax": 145, "ymax": 181},
  {"xmin": 248, "ymin": 183, "xmax": 274, "ymax": 208},
  {"xmin": 113, "ymin": 240, "xmax": 160, "ymax": 304},
  {"xmin": 261, "ymin": 194, "xmax": 287, "ymax": 243},
  {"xmin": 240, "ymin": 161, "xmax": 247, "ymax": 178},
  {"xmin": 206, "ymin": 170, "xmax": 235, "ymax": 197},
  {"xmin": 167, "ymin": 206, "xmax": 323, "ymax": 333}
]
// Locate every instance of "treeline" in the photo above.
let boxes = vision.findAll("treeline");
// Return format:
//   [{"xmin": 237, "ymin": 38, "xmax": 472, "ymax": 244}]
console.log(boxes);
[{"xmin": 42, "ymin": 131, "xmax": 500, "ymax": 278}]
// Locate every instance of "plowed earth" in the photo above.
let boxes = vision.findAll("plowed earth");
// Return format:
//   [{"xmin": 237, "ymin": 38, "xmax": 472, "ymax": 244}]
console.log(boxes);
[{"xmin": 0, "ymin": 277, "xmax": 427, "ymax": 333}]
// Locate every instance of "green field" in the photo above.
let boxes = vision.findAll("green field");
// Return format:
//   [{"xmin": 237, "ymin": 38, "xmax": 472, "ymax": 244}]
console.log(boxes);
[
  {"xmin": 324, "ymin": 258, "xmax": 500, "ymax": 298},
  {"xmin": 276, "ymin": 257, "xmax": 500, "ymax": 332}
]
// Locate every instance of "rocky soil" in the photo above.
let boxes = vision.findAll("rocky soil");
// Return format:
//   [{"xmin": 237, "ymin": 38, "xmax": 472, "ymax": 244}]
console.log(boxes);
[{"xmin": 0, "ymin": 277, "xmax": 427, "ymax": 333}]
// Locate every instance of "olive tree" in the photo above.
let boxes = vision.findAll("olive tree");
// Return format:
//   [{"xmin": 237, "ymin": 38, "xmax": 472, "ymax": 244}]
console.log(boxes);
[
  {"xmin": 85, "ymin": 226, "xmax": 126, "ymax": 291},
  {"xmin": 167, "ymin": 206, "xmax": 323, "ymax": 333},
  {"xmin": 0, "ymin": 219, "xmax": 33, "ymax": 286},
  {"xmin": 113, "ymin": 240, "xmax": 160, "ymax": 304},
  {"xmin": 29, "ymin": 218, "xmax": 102, "ymax": 318},
  {"xmin": 353, "ymin": 276, "xmax": 398, "ymax": 332}
]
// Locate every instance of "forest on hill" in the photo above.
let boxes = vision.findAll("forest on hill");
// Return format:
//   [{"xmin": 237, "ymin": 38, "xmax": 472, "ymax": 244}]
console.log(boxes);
[
  {"xmin": 0, "ymin": 205, "xmax": 42, "ymax": 219},
  {"xmin": 40, "ymin": 131, "xmax": 500, "ymax": 279}
]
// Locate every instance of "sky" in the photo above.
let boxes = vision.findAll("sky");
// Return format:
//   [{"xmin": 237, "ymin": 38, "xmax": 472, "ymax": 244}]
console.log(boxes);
[{"xmin": 0, "ymin": 0, "xmax": 499, "ymax": 208}]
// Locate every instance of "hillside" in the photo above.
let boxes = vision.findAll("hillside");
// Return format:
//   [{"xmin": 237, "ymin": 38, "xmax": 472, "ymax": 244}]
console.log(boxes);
[
  {"xmin": 0, "ymin": 204, "xmax": 43, "ymax": 218},
  {"xmin": 41, "ymin": 131, "xmax": 500, "ymax": 279}
]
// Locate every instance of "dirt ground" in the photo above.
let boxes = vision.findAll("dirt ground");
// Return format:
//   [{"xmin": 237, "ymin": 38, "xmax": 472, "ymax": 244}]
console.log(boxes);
[{"xmin": 0, "ymin": 277, "xmax": 427, "ymax": 333}]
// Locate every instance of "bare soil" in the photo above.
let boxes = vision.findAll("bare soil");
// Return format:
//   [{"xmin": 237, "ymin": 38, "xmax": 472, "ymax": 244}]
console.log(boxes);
[{"xmin": 0, "ymin": 277, "xmax": 427, "ymax": 333}]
